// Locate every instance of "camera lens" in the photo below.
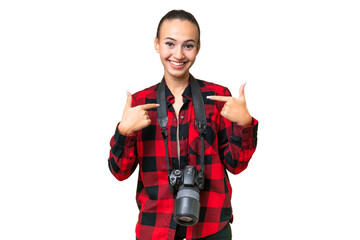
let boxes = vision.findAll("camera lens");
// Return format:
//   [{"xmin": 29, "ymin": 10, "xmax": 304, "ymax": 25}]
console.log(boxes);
[
  {"xmin": 174, "ymin": 185, "xmax": 200, "ymax": 226},
  {"xmin": 179, "ymin": 216, "xmax": 193, "ymax": 222}
]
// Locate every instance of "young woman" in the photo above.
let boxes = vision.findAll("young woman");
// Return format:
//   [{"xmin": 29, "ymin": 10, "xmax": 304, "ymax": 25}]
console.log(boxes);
[{"xmin": 108, "ymin": 10, "xmax": 258, "ymax": 240}]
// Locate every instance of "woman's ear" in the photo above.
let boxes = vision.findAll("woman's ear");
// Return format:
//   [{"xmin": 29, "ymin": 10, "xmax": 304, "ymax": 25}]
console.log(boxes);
[
  {"xmin": 197, "ymin": 42, "xmax": 201, "ymax": 54},
  {"xmin": 154, "ymin": 37, "xmax": 160, "ymax": 53}
]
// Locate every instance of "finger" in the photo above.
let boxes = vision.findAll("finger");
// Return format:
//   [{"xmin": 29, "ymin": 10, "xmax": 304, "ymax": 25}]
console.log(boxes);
[
  {"xmin": 140, "ymin": 103, "xmax": 160, "ymax": 110},
  {"xmin": 145, "ymin": 119, "xmax": 151, "ymax": 127},
  {"xmin": 125, "ymin": 90, "xmax": 133, "ymax": 110},
  {"xmin": 238, "ymin": 82, "xmax": 246, "ymax": 99},
  {"xmin": 206, "ymin": 96, "xmax": 231, "ymax": 102},
  {"xmin": 220, "ymin": 110, "xmax": 227, "ymax": 119}
]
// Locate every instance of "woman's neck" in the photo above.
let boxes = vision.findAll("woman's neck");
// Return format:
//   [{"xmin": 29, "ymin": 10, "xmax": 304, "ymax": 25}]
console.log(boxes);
[{"xmin": 164, "ymin": 72, "xmax": 189, "ymax": 96}]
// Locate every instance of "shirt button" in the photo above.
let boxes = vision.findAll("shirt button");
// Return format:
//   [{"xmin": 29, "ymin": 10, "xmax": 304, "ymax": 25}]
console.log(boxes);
[{"xmin": 180, "ymin": 116, "xmax": 184, "ymax": 119}]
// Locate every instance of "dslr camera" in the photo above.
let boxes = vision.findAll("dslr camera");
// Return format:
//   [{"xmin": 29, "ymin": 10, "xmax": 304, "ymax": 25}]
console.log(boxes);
[{"xmin": 169, "ymin": 165, "xmax": 204, "ymax": 226}]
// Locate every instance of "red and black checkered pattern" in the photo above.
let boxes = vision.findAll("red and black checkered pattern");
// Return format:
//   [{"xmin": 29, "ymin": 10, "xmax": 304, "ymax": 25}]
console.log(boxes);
[{"xmin": 108, "ymin": 76, "xmax": 258, "ymax": 240}]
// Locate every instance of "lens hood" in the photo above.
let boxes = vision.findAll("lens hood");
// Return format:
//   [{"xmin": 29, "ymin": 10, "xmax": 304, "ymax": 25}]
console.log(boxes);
[{"xmin": 174, "ymin": 185, "xmax": 200, "ymax": 226}]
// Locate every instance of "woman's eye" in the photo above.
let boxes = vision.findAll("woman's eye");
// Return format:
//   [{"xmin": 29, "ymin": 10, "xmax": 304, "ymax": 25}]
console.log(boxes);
[
  {"xmin": 184, "ymin": 44, "xmax": 194, "ymax": 49},
  {"xmin": 165, "ymin": 42, "xmax": 174, "ymax": 47}
]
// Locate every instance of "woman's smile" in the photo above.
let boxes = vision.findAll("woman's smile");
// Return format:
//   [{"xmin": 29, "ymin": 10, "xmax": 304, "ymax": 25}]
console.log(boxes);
[{"xmin": 168, "ymin": 60, "xmax": 188, "ymax": 69}]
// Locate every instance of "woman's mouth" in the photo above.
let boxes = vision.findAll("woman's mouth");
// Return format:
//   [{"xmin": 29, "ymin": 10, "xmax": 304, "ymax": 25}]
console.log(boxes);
[{"xmin": 169, "ymin": 60, "xmax": 187, "ymax": 69}]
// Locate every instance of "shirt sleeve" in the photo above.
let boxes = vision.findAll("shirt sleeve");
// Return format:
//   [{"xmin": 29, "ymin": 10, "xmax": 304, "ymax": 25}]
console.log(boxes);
[
  {"xmin": 217, "ymin": 88, "xmax": 258, "ymax": 175},
  {"xmin": 108, "ymin": 123, "xmax": 138, "ymax": 181}
]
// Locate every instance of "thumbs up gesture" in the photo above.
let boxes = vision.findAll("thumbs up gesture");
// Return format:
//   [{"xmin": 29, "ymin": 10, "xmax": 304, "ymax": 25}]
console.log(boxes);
[
  {"xmin": 118, "ymin": 91, "xmax": 159, "ymax": 135},
  {"xmin": 207, "ymin": 83, "xmax": 252, "ymax": 126}
]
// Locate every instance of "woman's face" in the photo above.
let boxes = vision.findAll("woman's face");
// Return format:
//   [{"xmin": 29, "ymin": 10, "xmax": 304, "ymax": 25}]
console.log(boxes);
[{"xmin": 155, "ymin": 19, "xmax": 200, "ymax": 81}]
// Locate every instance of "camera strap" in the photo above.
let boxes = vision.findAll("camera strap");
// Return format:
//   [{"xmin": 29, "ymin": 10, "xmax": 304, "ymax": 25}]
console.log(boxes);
[{"xmin": 157, "ymin": 74, "xmax": 206, "ymax": 190}]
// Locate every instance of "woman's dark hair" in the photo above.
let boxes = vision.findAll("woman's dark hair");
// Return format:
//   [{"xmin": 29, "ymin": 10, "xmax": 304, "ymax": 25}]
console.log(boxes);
[{"xmin": 156, "ymin": 10, "xmax": 201, "ymax": 43}]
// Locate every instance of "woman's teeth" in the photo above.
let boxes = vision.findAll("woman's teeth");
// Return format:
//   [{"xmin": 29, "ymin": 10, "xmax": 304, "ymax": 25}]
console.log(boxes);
[{"xmin": 171, "ymin": 61, "xmax": 185, "ymax": 66}]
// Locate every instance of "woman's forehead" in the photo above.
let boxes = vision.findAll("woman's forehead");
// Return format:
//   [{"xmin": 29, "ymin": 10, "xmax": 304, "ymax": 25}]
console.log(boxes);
[{"xmin": 159, "ymin": 19, "xmax": 199, "ymax": 41}]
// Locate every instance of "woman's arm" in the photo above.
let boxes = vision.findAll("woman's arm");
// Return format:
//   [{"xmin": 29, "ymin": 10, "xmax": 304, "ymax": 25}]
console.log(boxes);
[
  {"xmin": 218, "ymin": 115, "xmax": 258, "ymax": 174},
  {"xmin": 108, "ymin": 91, "xmax": 158, "ymax": 180},
  {"xmin": 108, "ymin": 123, "xmax": 138, "ymax": 181},
  {"xmin": 210, "ymin": 86, "xmax": 258, "ymax": 174}
]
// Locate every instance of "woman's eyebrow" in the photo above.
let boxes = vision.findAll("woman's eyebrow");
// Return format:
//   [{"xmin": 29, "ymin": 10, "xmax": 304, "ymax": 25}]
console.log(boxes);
[
  {"xmin": 164, "ymin": 37, "xmax": 176, "ymax": 41},
  {"xmin": 164, "ymin": 37, "xmax": 196, "ymax": 43}
]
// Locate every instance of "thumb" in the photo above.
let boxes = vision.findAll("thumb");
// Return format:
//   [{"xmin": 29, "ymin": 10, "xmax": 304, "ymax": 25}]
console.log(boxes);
[
  {"xmin": 125, "ymin": 90, "xmax": 133, "ymax": 109},
  {"xmin": 238, "ymin": 82, "xmax": 246, "ymax": 99}
]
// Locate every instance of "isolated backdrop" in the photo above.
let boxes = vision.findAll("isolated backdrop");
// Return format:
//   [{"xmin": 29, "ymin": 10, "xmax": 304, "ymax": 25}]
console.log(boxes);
[{"xmin": 1, "ymin": 0, "xmax": 359, "ymax": 239}]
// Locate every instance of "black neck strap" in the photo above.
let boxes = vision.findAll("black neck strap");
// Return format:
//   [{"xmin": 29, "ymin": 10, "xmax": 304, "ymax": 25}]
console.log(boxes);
[{"xmin": 156, "ymin": 75, "xmax": 206, "ymax": 189}]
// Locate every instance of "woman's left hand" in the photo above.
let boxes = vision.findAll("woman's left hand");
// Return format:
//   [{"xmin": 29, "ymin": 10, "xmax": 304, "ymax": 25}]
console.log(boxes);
[{"xmin": 207, "ymin": 83, "xmax": 252, "ymax": 126}]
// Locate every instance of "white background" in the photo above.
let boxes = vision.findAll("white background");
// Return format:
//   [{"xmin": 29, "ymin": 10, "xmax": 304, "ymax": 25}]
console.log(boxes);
[{"xmin": 1, "ymin": 0, "xmax": 359, "ymax": 239}]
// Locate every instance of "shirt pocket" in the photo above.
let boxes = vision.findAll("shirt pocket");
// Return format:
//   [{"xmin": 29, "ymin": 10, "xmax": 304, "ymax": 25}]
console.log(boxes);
[{"xmin": 188, "ymin": 121, "xmax": 217, "ymax": 158}]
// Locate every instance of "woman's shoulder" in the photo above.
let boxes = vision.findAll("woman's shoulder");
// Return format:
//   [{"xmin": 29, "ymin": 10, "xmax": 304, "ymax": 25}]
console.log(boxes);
[
  {"xmin": 131, "ymin": 82, "xmax": 159, "ymax": 105},
  {"xmin": 196, "ymin": 78, "xmax": 231, "ymax": 96}
]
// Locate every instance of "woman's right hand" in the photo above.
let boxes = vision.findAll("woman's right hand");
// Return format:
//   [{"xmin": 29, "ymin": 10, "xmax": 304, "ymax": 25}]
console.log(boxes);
[{"xmin": 118, "ymin": 91, "xmax": 159, "ymax": 135}]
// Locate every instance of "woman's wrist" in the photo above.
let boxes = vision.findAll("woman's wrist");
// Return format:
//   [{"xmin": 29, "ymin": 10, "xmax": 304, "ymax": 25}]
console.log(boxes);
[
  {"xmin": 118, "ymin": 123, "xmax": 134, "ymax": 136},
  {"xmin": 236, "ymin": 116, "xmax": 252, "ymax": 126}
]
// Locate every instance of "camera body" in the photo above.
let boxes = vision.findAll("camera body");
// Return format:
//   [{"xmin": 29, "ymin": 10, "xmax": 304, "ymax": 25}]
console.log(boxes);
[{"xmin": 169, "ymin": 165, "xmax": 204, "ymax": 226}]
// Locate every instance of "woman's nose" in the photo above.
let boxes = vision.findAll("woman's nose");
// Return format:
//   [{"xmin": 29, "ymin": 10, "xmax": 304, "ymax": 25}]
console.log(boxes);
[{"xmin": 173, "ymin": 46, "xmax": 184, "ymax": 59}]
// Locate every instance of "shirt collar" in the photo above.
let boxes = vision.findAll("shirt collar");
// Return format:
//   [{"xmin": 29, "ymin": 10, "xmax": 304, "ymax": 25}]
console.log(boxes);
[{"xmin": 163, "ymin": 74, "xmax": 194, "ymax": 104}]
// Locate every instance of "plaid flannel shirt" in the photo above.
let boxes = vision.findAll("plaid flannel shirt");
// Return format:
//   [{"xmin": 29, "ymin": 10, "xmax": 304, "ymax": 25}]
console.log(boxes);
[{"xmin": 108, "ymin": 75, "xmax": 258, "ymax": 240}]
